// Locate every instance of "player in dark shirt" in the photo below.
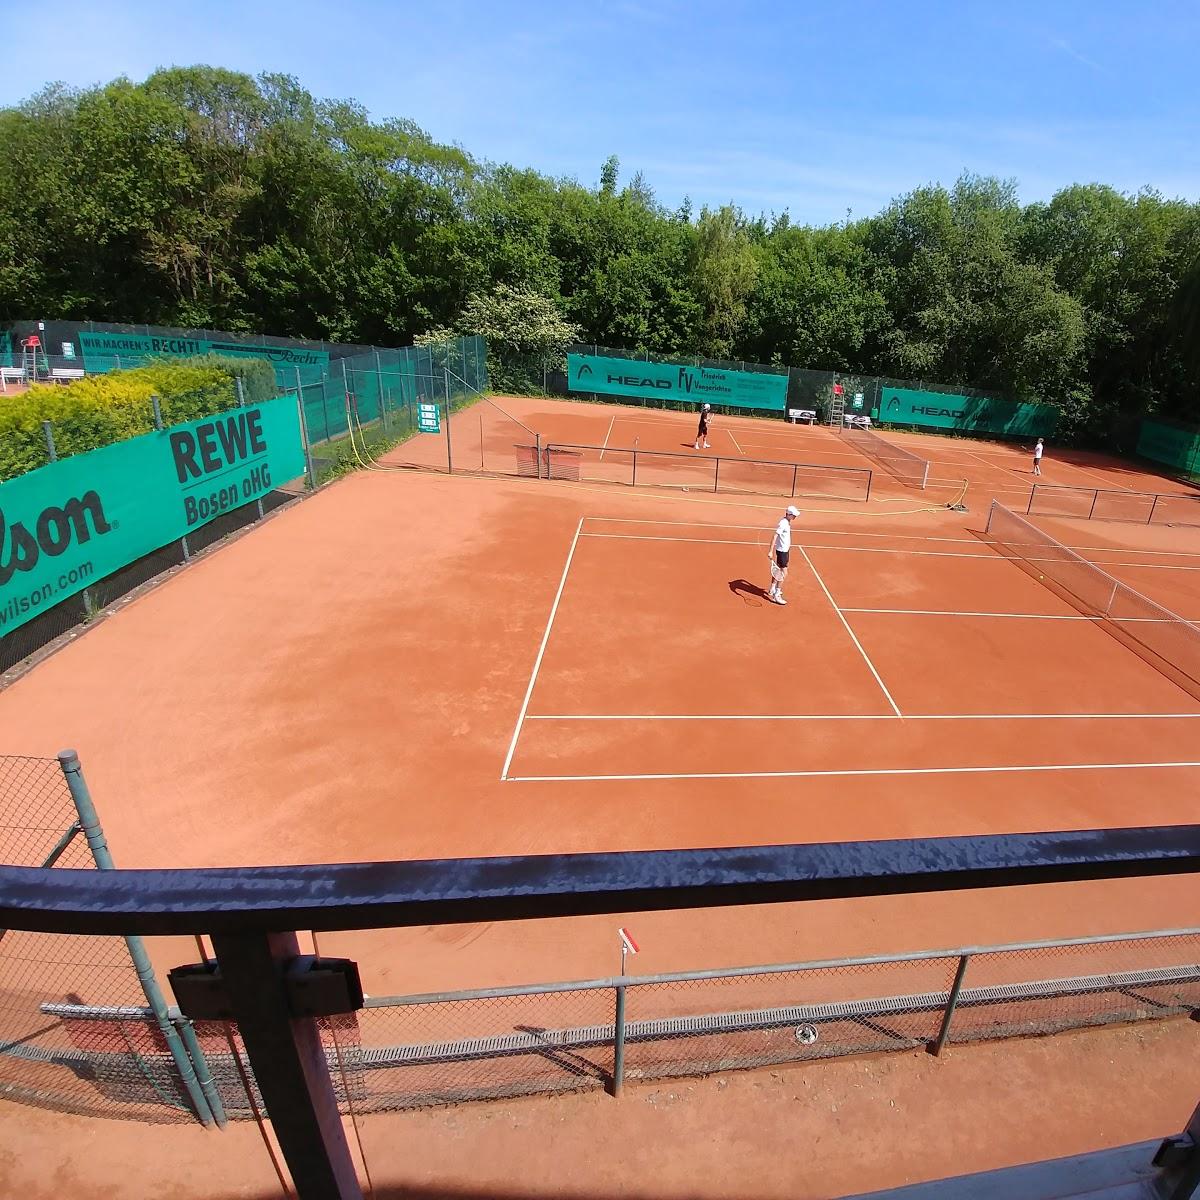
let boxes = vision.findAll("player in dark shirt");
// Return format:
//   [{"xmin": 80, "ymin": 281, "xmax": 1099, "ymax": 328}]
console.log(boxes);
[{"xmin": 693, "ymin": 403, "xmax": 712, "ymax": 449}]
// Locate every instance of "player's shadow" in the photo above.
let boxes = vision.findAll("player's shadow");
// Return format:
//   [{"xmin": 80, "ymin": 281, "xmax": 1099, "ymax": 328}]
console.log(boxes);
[{"xmin": 728, "ymin": 578, "xmax": 769, "ymax": 606}]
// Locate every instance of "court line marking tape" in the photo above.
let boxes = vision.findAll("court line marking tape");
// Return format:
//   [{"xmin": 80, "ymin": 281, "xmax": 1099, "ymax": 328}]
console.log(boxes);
[
  {"xmin": 838, "ymin": 608, "xmax": 1190, "ymax": 622},
  {"xmin": 577, "ymin": 531, "xmax": 1200, "ymax": 571},
  {"xmin": 797, "ymin": 545, "xmax": 902, "ymax": 717},
  {"xmin": 598, "ymin": 414, "xmax": 616, "ymax": 462},
  {"xmin": 500, "ymin": 516, "xmax": 583, "ymax": 781},
  {"xmin": 582, "ymin": 517, "xmax": 1200, "ymax": 560},
  {"xmin": 525, "ymin": 713, "xmax": 1200, "ymax": 720},
  {"xmin": 506, "ymin": 760, "xmax": 1200, "ymax": 782},
  {"xmin": 727, "ymin": 428, "xmax": 744, "ymax": 455}
]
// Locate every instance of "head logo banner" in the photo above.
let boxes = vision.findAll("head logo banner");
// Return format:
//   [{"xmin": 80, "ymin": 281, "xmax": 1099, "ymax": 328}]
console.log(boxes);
[
  {"xmin": 878, "ymin": 386, "xmax": 1058, "ymax": 438},
  {"xmin": 567, "ymin": 353, "xmax": 788, "ymax": 411},
  {"xmin": 0, "ymin": 397, "xmax": 304, "ymax": 635}
]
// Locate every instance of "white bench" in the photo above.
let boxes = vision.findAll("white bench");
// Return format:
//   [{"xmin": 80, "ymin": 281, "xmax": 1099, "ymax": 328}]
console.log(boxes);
[
  {"xmin": 50, "ymin": 367, "xmax": 86, "ymax": 382},
  {"xmin": 843, "ymin": 413, "xmax": 873, "ymax": 430},
  {"xmin": 788, "ymin": 408, "xmax": 817, "ymax": 425},
  {"xmin": 0, "ymin": 366, "xmax": 27, "ymax": 392}
]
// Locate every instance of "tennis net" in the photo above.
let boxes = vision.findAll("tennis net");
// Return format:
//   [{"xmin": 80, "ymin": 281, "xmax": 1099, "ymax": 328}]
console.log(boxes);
[
  {"xmin": 841, "ymin": 425, "xmax": 930, "ymax": 489},
  {"xmin": 985, "ymin": 501, "xmax": 1200, "ymax": 700}
]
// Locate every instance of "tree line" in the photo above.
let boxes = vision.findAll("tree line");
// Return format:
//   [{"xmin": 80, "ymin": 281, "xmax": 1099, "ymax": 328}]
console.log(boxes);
[{"xmin": 2, "ymin": 66, "xmax": 1199, "ymax": 441}]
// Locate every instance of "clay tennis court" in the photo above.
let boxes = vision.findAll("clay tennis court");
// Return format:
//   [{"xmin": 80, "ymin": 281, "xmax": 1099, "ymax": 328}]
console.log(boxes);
[
  {"xmin": 4, "ymin": 395, "xmax": 1200, "ymax": 1198},
  {"xmin": 2, "ymin": 396, "xmax": 1198, "ymax": 1002}
]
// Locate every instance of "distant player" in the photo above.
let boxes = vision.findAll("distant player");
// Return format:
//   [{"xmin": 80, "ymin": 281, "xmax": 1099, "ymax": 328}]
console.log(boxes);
[
  {"xmin": 1033, "ymin": 437, "xmax": 1044, "ymax": 476},
  {"xmin": 767, "ymin": 505, "xmax": 800, "ymax": 606},
  {"xmin": 694, "ymin": 403, "xmax": 712, "ymax": 449}
]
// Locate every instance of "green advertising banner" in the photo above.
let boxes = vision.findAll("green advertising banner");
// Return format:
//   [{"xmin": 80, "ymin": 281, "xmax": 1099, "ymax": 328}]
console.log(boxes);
[
  {"xmin": 568, "ymin": 353, "xmax": 788, "ymax": 411},
  {"xmin": 77, "ymin": 332, "xmax": 330, "ymax": 385},
  {"xmin": 878, "ymin": 387, "xmax": 1058, "ymax": 438},
  {"xmin": 1136, "ymin": 418, "xmax": 1200, "ymax": 474},
  {"xmin": 0, "ymin": 397, "xmax": 304, "ymax": 636}
]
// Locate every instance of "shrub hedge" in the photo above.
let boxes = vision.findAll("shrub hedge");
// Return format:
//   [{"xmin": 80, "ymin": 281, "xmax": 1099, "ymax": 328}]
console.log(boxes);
[{"xmin": 0, "ymin": 355, "xmax": 277, "ymax": 482}]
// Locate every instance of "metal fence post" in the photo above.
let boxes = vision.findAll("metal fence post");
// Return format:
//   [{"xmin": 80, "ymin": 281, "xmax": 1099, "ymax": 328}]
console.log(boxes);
[
  {"xmin": 152, "ymin": 396, "xmax": 191, "ymax": 561},
  {"xmin": 375, "ymin": 352, "xmax": 387, "ymax": 433},
  {"xmin": 295, "ymin": 368, "xmax": 317, "ymax": 490},
  {"xmin": 612, "ymin": 982, "xmax": 627, "ymax": 1096},
  {"xmin": 238, "ymin": 378, "xmax": 266, "ymax": 520},
  {"xmin": 930, "ymin": 953, "xmax": 971, "ymax": 1056},
  {"xmin": 443, "ymin": 368, "xmax": 454, "ymax": 475},
  {"xmin": 57, "ymin": 751, "xmax": 223, "ymax": 1128}
]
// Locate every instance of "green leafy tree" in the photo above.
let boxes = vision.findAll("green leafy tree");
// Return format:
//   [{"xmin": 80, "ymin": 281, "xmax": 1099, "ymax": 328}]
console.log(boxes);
[{"xmin": 690, "ymin": 206, "xmax": 758, "ymax": 358}]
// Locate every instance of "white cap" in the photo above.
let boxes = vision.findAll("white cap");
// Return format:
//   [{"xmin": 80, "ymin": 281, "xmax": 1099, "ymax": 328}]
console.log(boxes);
[
  {"xmin": 702, "ymin": 402, "xmax": 711, "ymax": 411},
  {"xmin": 785, "ymin": 505, "xmax": 800, "ymax": 517}
]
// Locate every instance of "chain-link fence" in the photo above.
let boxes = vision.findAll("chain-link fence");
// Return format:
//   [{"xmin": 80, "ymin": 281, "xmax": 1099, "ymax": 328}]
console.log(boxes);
[
  {"xmin": 519, "ymin": 344, "xmax": 1042, "ymax": 436},
  {"xmin": 318, "ymin": 928, "xmax": 1200, "ymax": 1114},
  {"xmin": 0, "ymin": 337, "xmax": 486, "ymax": 682},
  {"xmin": 0, "ymin": 757, "xmax": 202, "ymax": 1122},
  {"xmin": 1027, "ymin": 483, "xmax": 1200, "ymax": 526},
  {"xmin": 1, "ymin": 750, "xmax": 1198, "ymax": 1127}
]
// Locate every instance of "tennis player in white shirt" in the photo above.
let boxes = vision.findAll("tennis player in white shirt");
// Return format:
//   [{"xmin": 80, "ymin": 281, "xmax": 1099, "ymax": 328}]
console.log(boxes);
[{"xmin": 767, "ymin": 505, "xmax": 800, "ymax": 605}]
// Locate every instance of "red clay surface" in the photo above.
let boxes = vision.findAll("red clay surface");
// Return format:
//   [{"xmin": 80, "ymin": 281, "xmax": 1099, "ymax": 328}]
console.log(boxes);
[
  {"xmin": 3, "ymin": 1019, "xmax": 1199, "ymax": 1199},
  {"xmin": 2, "ymin": 394, "xmax": 1199, "ymax": 1194}
]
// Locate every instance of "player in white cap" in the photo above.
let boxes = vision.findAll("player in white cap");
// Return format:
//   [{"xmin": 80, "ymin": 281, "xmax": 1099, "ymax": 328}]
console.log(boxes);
[
  {"xmin": 768, "ymin": 505, "xmax": 800, "ymax": 605},
  {"xmin": 693, "ymin": 402, "xmax": 712, "ymax": 449}
]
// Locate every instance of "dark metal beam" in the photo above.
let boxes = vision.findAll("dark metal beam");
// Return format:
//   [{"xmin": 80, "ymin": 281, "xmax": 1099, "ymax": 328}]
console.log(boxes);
[
  {"xmin": 208, "ymin": 932, "xmax": 363, "ymax": 1200},
  {"xmin": 0, "ymin": 825, "xmax": 1197, "ymax": 937}
]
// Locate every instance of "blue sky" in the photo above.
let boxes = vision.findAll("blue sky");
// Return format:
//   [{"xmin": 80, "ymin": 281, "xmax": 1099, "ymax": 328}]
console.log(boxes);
[{"xmin": 3, "ymin": 0, "xmax": 1198, "ymax": 224}]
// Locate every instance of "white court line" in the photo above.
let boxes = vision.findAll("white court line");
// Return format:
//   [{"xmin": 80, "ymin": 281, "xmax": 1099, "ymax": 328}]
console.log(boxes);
[
  {"xmin": 842, "ymin": 608, "xmax": 1194, "ymax": 625},
  {"xmin": 500, "ymin": 516, "xmax": 584, "ymax": 780},
  {"xmin": 582, "ymin": 516, "xmax": 1200, "ymax": 560},
  {"xmin": 578, "ymin": 531, "xmax": 1200, "ymax": 570},
  {"xmin": 598, "ymin": 414, "xmax": 616, "ymax": 461},
  {"xmin": 727, "ymin": 428, "xmax": 745, "ymax": 455},
  {"xmin": 841, "ymin": 608, "xmax": 1095, "ymax": 620},
  {"xmin": 508, "ymin": 760, "xmax": 1200, "ymax": 783},
  {"xmin": 526, "ymin": 712, "xmax": 1200, "ymax": 720},
  {"xmin": 797, "ymin": 545, "xmax": 902, "ymax": 717}
]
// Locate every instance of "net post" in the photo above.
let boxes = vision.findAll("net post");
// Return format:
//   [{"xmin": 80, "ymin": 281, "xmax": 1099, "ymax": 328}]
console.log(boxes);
[
  {"xmin": 791, "ymin": 464, "xmax": 799, "ymax": 498},
  {"xmin": 865, "ymin": 470, "xmax": 873, "ymax": 503},
  {"xmin": 1149, "ymin": 494, "xmax": 1159, "ymax": 525},
  {"xmin": 536, "ymin": 433, "xmax": 542, "ymax": 480},
  {"xmin": 56, "ymin": 750, "xmax": 222, "ymax": 1128},
  {"xmin": 1026, "ymin": 486, "xmax": 1036, "ymax": 515},
  {"xmin": 930, "ymin": 954, "xmax": 970, "ymax": 1056},
  {"xmin": 1088, "ymin": 489, "xmax": 1099, "ymax": 520},
  {"xmin": 632, "ymin": 449, "xmax": 638, "ymax": 487},
  {"xmin": 713, "ymin": 457, "xmax": 720, "ymax": 493}
]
